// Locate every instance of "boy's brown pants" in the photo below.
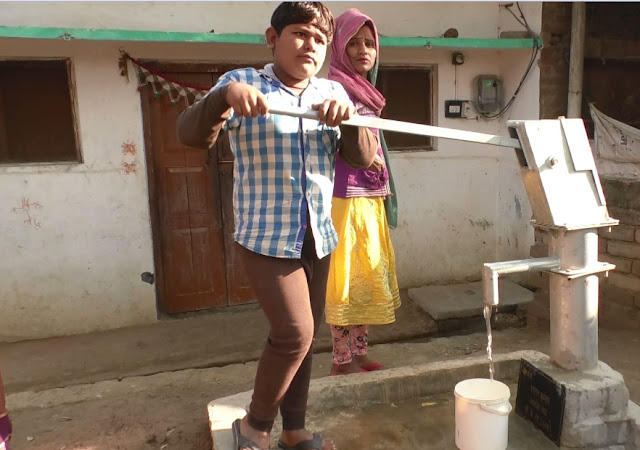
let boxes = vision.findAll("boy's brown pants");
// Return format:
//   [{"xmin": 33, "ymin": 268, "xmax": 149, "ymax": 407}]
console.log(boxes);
[{"xmin": 236, "ymin": 232, "xmax": 330, "ymax": 432}]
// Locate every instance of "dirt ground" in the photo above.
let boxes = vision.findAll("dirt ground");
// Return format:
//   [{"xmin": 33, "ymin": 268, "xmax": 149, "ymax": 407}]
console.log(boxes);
[{"xmin": 6, "ymin": 326, "xmax": 639, "ymax": 450}]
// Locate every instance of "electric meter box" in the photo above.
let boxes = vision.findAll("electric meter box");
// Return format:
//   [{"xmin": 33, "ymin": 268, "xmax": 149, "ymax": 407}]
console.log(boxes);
[
  {"xmin": 507, "ymin": 118, "xmax": 618, "ymax": 230},
  {"xmin": 475, "ymin": 75, "xmax": 501, "ymax": 114}
]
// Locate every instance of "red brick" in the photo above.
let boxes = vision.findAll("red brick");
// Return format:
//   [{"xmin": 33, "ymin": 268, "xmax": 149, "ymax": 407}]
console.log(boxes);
[
  {"xmin": 601, "ymin": 282, "xmax": 637, "ymax": 307},
  {"xmin": 625, "ymin": 39, "xmax": 640, "ymax": 56},
  {"xmin": 585, "ymin": 37, "xmax": 603, "ymax": 58},
  {"xmin": 599, "ymin": 237, "xmax": 608, "ymax": 254},
  {"xmin": 607, "ymin": 240, "xmax": 640, "ymax": 259},
  {"xmin": 530, "ymin": 244, "xmax": 549, "ymax": 258},
  {"xmin": 534, "ymin": 229, "xmax": 550, "ymax": 245},
  {"xmin": 607, "ymin": 272, "xmax": 640, "ymax": 292},
  {"xmin": 599, "ymin": 301, "xmax": 640, "ymax": 329},
  {"xmin": 527, "ymin": 271, "xmax": 550, "ymax": 290},
  {"xmin": 600, "ymin": 38, "xmax": 628, "ymax": 59},
  {"xmin": 598, "ymin": 224, "xmax": 636, "ymax": 242},
  {"xmin": 600, "ymin": 254, "xmax": 633, "ymax": 273},
  {"xmin": 542, "ymin": 3, "xmax": 572, "ymax": 32},
  {"xmin": 540, "ymin": 70, "xmax": 571, "ymax": 84},
  {"xmin": 602, "ymin": 178, "xmax": 640, "ymax": 210},
  {"xmin": 633, "ymin": 260, "xmax": 640, "ymax": 278},
  {"xmin": 526, "ymin": 293, "xmax": 550, "ymax": 321},
  {"xmin": 609, "ymin": 207, "xmax": 640, "ymax": 226}
]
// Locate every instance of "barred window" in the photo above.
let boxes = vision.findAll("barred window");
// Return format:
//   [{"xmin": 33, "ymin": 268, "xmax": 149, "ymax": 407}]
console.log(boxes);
[
  {"xmin": 377, "ymin": 66, "xmax": 434, "ymax": 151},
  {"xmin": 0, "ymin": 59, "xmax": 80, "ymax": 164}
]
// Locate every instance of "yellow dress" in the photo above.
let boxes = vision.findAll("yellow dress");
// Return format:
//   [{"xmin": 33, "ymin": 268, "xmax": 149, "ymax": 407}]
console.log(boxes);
[{"xmin": 325, "ymin": 196, "xmax": 401, "ymax": 326}]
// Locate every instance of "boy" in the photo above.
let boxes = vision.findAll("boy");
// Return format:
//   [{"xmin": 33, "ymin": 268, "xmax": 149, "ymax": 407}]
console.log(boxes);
[{"xmin": 177, "ymin": 2, "xmax": 377, "ymax": 449}]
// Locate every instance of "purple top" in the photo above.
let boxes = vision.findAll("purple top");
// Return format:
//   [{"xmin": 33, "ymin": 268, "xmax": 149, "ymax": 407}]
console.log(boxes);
[{"xmin": 334, "ymin": 101, "xmax": 390, "ymax": 198}]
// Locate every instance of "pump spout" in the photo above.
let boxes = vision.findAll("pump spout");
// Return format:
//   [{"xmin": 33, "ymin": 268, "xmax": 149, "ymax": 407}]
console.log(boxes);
[{"xmin": 482, "ymin": 257, "xmax": 560, "ymax": 306}]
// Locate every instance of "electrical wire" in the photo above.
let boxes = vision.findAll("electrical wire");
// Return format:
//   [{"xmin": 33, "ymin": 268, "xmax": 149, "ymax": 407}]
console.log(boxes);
[
  {"xmin": 473, "ymin": 2, "xmax": 541, "ymax": 120},
  {"xmin": 454, "ymin": 63, "xmax": 458, "ymax": 99}
]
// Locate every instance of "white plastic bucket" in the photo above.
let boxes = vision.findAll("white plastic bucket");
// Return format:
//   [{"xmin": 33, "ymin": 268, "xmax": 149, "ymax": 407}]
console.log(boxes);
[{"xmin": 454, "ymin": 378, "xmax": 512, "ymax": 450}]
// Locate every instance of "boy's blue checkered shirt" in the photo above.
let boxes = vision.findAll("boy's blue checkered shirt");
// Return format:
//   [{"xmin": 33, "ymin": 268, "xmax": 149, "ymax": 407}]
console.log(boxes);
[{"xmin": 211, "ymin": 64, "xmax": 352, "ymax": 259}]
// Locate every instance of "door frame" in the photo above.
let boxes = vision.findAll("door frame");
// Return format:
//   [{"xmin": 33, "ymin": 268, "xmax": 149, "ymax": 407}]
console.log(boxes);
[{"xmin": 140, "ymin": 83, "xmax": 169, "ymax": 314}]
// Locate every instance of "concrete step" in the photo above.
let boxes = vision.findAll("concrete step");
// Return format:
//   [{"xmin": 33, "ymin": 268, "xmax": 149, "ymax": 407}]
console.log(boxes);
[
  {"xmin": 0, "ymin": 290, "xmax": 437, "ymax": 394},
  {"xmin": 408, "ymin": 279, "xmax": 534, "ymax": 321}
]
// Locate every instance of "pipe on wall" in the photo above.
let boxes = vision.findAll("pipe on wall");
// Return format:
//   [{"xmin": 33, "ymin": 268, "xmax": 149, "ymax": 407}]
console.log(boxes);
[{"xmin": 567, "ymin": 2, "xmax": 586, "ymax": 118}]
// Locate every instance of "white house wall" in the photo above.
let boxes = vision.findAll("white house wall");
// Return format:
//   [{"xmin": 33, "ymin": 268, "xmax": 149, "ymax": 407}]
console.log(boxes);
[
  {"xmin": 6, "ymin": 2, "xmax": 504, "ymax": 37},
  {"xmin": 0, "ymin": 2, "xmax": 541, "ymax": 341},
  {"xmin": 0, "ymin": 40, "xmax": 160, "ymax": 342}
]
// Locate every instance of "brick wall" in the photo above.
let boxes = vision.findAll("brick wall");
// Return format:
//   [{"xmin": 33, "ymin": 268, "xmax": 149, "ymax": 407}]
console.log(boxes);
[
  {"xmin": 529, "ymin": 4, "xmax": 640, "ymax": 331},
  {"xmin": 598, "ymin": 178, "xmax": 640, "ymax": 328},
  {"xmin": 526, "ymin": 177, "xmax": 640, "ymax": 330},
  {"xmin": 539, "ymin": 3, "xmax": 640, "ymax": 129},
  {"xmin": 517, "ymin": 3, "xmax": 640, "ymax": 329},
  {"xmin": 539, "ymin": 2, "xmax": 571, "ymax": 120}
]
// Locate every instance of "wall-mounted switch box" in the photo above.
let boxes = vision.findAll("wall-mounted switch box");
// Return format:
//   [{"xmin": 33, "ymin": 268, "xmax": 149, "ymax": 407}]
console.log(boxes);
[
  {"xmin": 445, "ymin": 100, "xmax": 470, "ymax": 118},
  {"xmin": 445, "ymin": 100, "xmax": 463, "ymax": 118}
]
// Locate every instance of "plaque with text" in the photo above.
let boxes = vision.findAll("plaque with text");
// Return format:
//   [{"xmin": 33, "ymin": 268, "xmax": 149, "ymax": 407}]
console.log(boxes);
[{"xmin": 515, "ymin": 359, "xmax": 566, "ymax": 446}]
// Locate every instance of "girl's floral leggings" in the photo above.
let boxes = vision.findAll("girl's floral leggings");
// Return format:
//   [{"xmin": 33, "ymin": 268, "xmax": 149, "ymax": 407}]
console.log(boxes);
[{"xmin": 330, "ymin": 324, "xmax": 369, "ymax": 364}]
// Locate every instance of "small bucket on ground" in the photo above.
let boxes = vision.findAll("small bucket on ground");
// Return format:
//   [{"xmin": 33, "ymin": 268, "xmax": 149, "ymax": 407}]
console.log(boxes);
[{"xmin": 454, "ymin": 378, "xmax": 512, "ymax": 450}]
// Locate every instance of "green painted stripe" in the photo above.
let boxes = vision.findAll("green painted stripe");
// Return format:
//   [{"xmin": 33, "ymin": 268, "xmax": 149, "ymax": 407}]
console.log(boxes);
[
  {"xmin": 379, "ymin": 36, "xmax": 540, "ymax": 49},
  {"xmin": 0, "ymin": 26, "xmax": 267, "ymax": 44},
  {"xmin": 0, "ymin": 26, "xmax": 540, "ymax": 48}
]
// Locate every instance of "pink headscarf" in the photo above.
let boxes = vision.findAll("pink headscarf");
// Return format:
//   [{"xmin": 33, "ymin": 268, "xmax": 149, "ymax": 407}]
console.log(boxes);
[{"xmin": 328, "ymin": 8, "xmax": 386, "ymax": 116}]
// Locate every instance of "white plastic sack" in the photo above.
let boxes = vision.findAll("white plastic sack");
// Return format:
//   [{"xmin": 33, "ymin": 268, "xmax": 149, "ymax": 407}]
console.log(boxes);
[{"xmin": 589, "ymin": 104, "xmax": 640, "ymax": 180}]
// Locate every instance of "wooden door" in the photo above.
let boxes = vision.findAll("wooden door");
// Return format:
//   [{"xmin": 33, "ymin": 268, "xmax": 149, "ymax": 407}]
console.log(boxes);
[
  {"xmin": 213, "ymin": 128, "xmax": 256, "ymax": 305},
  {"xmin": 141, "ymin": 67, "xmax": 256, "ymax": 314},
  {"xmin": 142, "ymin": 73, "xmax": 226, "ymax": 313},
  {"xmin": 208, "ymin": 68, "xmax": 256, "ymax": 306}
]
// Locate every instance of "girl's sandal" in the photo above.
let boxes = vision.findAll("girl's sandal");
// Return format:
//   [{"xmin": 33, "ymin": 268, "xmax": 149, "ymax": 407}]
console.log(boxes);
[{"xmin": 361, "ymin": 361, "xmax": 387, "ymax": 372}]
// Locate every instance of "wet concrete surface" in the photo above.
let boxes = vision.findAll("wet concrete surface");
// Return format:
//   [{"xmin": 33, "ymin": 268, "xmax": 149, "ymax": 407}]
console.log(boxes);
[
  {"xmin": 211, "ymin": 351, "xmax": 563, "ymax": 450},
  {"xmin": 7, "ymin": 326, "xmax": 640, "ymax": 450},
  {"xmin": 304, "ymin": 388, "xmax": 558, "ymax": 449}
]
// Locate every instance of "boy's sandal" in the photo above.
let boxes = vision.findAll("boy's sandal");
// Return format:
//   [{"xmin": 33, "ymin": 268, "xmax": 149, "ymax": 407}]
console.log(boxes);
[
  {"xmin": 277, "ymin": 433, "xmax": 335, "ymax": 450},
  {"xmin": 232, "ymin": 418, "xmax": 265, "ymax": 450}
]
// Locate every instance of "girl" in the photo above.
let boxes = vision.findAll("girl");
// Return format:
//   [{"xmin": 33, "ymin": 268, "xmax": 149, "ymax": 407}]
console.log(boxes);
[{"xmin": 326, "ymin": 8, "xmax": 401, "ymax": 376}]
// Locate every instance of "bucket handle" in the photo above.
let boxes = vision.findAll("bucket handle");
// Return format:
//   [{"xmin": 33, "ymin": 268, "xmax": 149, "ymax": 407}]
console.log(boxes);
[{"xmin": 480, "ymin": 402, "xmax": 512, "ymax": 416}]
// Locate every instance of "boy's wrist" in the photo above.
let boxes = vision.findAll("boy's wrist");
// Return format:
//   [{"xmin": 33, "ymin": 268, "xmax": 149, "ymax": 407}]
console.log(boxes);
[{"xmin": 208, "ymin": 83, "xmax": 233, "ymax": 111}]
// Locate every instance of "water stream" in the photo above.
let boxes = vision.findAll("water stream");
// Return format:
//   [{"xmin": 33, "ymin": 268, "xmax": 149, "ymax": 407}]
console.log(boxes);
[{"xmin": 484, "ymin": 304, "xmax": 495, "ymax": 381}]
